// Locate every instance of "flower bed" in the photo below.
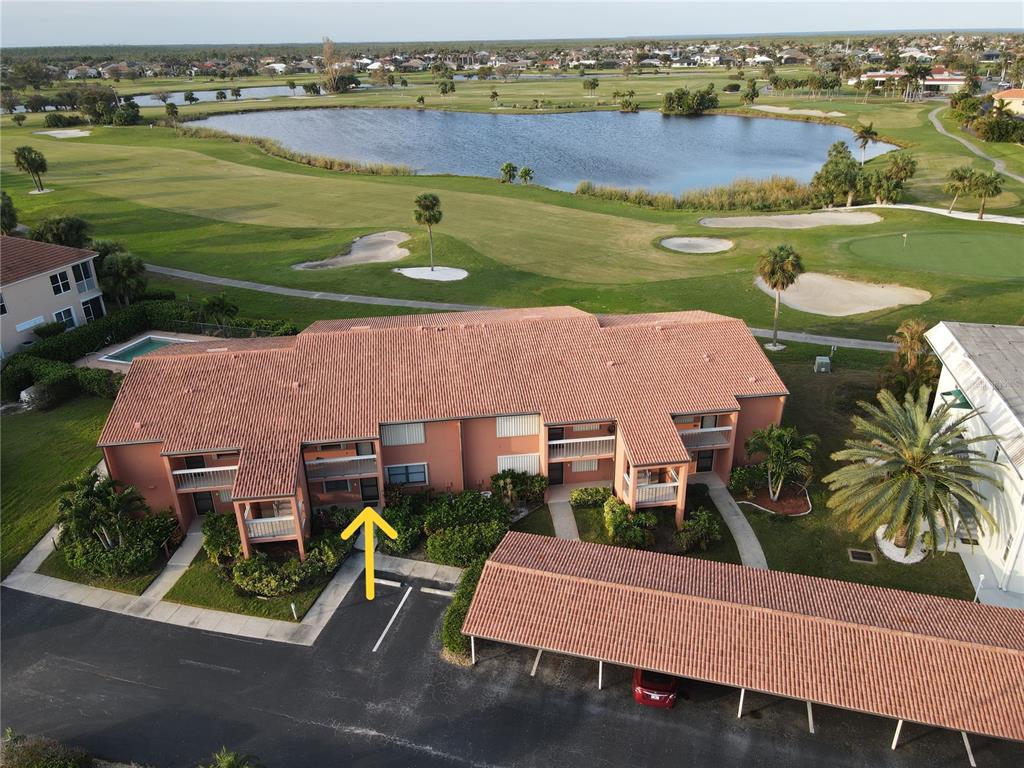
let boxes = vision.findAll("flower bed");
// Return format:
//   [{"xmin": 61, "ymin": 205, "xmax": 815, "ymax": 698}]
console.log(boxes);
[{"xmin": 738, "ymin": 485, "xmax": 811, "ymax": 516}]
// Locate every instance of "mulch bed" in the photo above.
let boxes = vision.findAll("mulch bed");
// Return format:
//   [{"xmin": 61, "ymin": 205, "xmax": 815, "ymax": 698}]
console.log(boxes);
[{"xmin": 738, "ymin": 485, "xmax": 811, "ymax": 516}]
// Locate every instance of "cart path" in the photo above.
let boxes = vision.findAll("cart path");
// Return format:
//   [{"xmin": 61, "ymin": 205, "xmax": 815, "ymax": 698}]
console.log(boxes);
[
  {"xmin": 927, "ymin": 105, "xmax": 1024, "ymax": 184},
  {"xmin": 149, "ymin": 264, "xmax": 898, "ymax": 352}
]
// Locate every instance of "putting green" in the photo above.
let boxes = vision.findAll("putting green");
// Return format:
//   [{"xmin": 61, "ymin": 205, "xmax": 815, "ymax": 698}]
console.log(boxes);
[{"xmin": 846, "ymin": 231, "xmax": 1024, "ymax": 279}]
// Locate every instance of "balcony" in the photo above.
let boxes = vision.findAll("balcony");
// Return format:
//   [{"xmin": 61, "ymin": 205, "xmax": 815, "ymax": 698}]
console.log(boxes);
[
  {"xmin": 305, "ymin": 455, "xmax": 378, "ymax": 481},
  {"xmin": 245, "ymin": 515, "xmax": 296, "ymax": 540},
  {"xmin": 626, "ymin": 469, "xmax": 681, "ymax": 507},
  {"xmin": 548, "ymin": 435, "xmax": 615, "ymax": 461},
  {"xmin": 172, "ymin": 465, "xmax": 237, "ymax": 492},
  {"xmin": 679, "ymin": 426, "xmax": 733, "ymax": 451},
  {"xmin": 76, "ymin": 276, "xmax": 97, "ymax": 294}
]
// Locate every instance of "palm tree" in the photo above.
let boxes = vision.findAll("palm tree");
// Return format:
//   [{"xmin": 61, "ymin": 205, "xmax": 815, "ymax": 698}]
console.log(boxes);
[
  {"xmin": 413, "ymin": 193, "xmax": 443, "ymax": 271},
  {"xmin": 99, "ymin": 253, "xmax": 147, "ymax": 307},
  {"xmin": 991, "ymin": 99, "xmax": 1010, "ymax": 119},
  {"xmin": 884, "ymin": 152, "xmax": 917, "ymax": 183},
  {"xmin": 201, "ymin": 293, "xmax": 239, "ymax": 335},
  {"xmin": 199, "ymin": 747, "xmax": 263, "ymax": 768},
  {"xmin": 215, "ymin": 90, "xmax": 227, "ymax": 101},
  {"xmin": 970, "ymin": 171, "xmax": 1003, "ymax": 220},
  {"xmin": 882, "ymin": 318, "xmax": 940, "ymax": 398},
  {"xmin": 756, "ymin": 244, "xmax": 804, "ymax": 350},
  {"xmin": 824, "ymin": 387, "xmax": 1001, "ymax": 552},
  {"xmin": 490, "ymin": 90, "xmax": 499, "ymax": 105},
  {"xmin": 287, "ymin": 79, "xmax": 296, "ymax": 95},
  {"xmin": 499, "ymin": 162, "xmax": 518, "ymax": 183},
  {"xmin": 745, "ymin": 425, "xmax": 819, "ymax": 502},
  {"xmin": 853, "ymin": 122, "xmax": 879, "ymax": 166},
  {"xmin": 943, "ymin": 165, "xmax": 974, "ymax": 213},
  {"xmin": 518, "ymin": 166, "xmax": 534, "ymax": 184},
  {"xmin": 12, "ymin": 146, "xmax": 47, "ymax": 191},
  {"xmin": 57, "ymin": 471, "xmax": 149, "ymax": 551}
]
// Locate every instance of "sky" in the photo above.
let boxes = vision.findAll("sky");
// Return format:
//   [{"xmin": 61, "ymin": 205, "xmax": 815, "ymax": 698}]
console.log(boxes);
[{"xmin": 2, "ymin": 0, "xmax": 1022, "ymax": 48}]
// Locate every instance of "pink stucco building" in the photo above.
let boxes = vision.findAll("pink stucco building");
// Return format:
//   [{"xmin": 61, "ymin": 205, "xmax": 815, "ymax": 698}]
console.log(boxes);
[{"xmin": 98, "ymin": 307, "xmax": 787, "ymax": 559}]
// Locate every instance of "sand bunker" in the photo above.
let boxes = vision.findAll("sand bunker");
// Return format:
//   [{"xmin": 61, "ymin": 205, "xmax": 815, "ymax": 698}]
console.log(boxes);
[
  {"xmin": 394, "ymin": 267, "xmax": 468, "ymax": 282},
  {"xmin": 293, "ymin": 231, "xmax": 410, "ymax": 270},
  {"xmin": 755, "ymin": 273, "xmax": 930, "ymax": 316},
  {"xmin": 661, "ymin": 237, "xmax": 734, "ymax": 254},
  {"xmin": 34, "ymin": 129, "xmax": 92, "ymax": 139},
  {"xmin": 701, "ymin": 211, "xmax": 882, "ymax": 229},
  {"xmin": 752, "ymin": 105, "xmax": 845, "ymax": 118}
]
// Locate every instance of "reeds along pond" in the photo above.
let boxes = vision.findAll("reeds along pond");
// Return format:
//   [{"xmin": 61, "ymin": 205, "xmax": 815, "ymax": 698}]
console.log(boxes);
[{"xmin": 575, "ymin": 176, "xmax": 816, "ymax": 212}]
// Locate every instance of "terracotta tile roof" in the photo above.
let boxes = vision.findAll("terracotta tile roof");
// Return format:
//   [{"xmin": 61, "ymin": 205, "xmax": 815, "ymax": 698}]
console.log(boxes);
[
  {"xmin": 463, "ymin": 533, "xmax": 1024, "ymax": 742},
  {"xmin": 0, "ymin": 236, "xmax": 97, "ymax": 286},
  {"xmin": 99, "ymin": 308, "xmax": 786, "ymax": 498},
  {"xmin": 993, "ymin": 88, "xmax": 1024, "ymax": 99}
]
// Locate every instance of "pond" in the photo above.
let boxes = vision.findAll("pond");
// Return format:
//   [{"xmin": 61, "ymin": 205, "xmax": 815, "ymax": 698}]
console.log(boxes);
[{"xmin": 192, "ymin": 108, "xmax": 897, "ymax": 193}]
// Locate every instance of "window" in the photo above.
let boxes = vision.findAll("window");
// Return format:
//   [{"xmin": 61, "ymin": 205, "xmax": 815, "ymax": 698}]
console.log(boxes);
[
  {"xmin": 695, "ymin": 450, "xmax": 714, "ymax": 472},
  {"xmin": 214, "ymin": 452, "xmax": 237, "ymax": 461},
  {"xmin": 72, "ymin": 261, "xmax": 96, "ymax": 292},
  {"xmin": 184, "ymin": 455, "xmax": 206, "ymax": 470},
  {"xmin": 0, "ymin": 294, "xmax": 6, "ymax": 315},
  {"xmin": 81, "ymin": 296, "xmax": 104, "ymax": 323},
  {"xmin": 386, "ymin": 463, "xmax": 428, "ymax": 485},
  {"xmin": 356, "ymin": 441, "xmax": 375, "ymax": 456},
  {"xmin": 50, "ymin": 271, "xmax": 71, "ymax": 295},
  {"xmin": 497, "ymin": 414, "xmax": 540, "ymax": 437},
  {"xmin": 360, "ymin": 477, "xmax": 380, "ymax": 502},
  {"xmin": 319, "ymin": 443, "xmax": 343, "ymax": 451},
  {"xmin": 572, "ymin": 459, "xmax": 598, "ymax": 472},
  {"xmin": 497, "ymin": 454, "xmax": 540, "ymax": 474},
  {"xmin": 700, "ymin": 414, "xmax": 718, "ymax": 429},
  {"xmin": 572, "ymin": 423, "xmax": 601, "ymax": 432},
  {"xmin": 324, "ymin": 479, "xmax": 351, "ymax": 493},
  {"xmin": 1005, "ymin": 532, "xmax": 1015, "ymax": 562},
  {"xmin": 218, "ymin": 490, "xmax": 232, "ymax": 503},
  {"xmin": 53, "ymin": 308, "xmax": 75, "ymax": 330},
  {"xmin": 381, "ymin": 422, "xmax": 425, "ymax": 446}
]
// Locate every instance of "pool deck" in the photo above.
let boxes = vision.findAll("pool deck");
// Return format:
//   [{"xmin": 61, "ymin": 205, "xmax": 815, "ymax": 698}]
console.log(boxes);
[{"xmin": 75, "ymin": 331, "xmax": 211, "ymax": 371}]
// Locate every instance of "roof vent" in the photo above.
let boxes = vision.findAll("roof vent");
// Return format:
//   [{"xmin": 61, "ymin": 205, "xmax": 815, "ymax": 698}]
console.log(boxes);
[
  {"xmin": 351, "ymin": 325, "xmax": 370, "ymax": 331},
  {"xmin": 703, "ymin": 353, "xmax": 711, "ymax": 362},
  {"xmin": 184, "ymin": 386, "xmax": 193, "ymax": 394},
  {"xmin": 748, "ymin": 375, "xmax": 758, "ymax": 384},
  {"xmin": 292, "ymin": 381, "xmax": 301, "ymax": 390},
  {"xmin": 205, "ymin": 347, "xmax": 228, "ymax": 353},
  {"xmin": 606, "ymin": 360, "xmax": 615, "ymax": 367},
  {"xmin": 133, "ymin": 421, "xmax": 143, "ymax": 431},
  {"xmin": 232, "ymin": 353, "xmax": 240, "ymax": 359}
]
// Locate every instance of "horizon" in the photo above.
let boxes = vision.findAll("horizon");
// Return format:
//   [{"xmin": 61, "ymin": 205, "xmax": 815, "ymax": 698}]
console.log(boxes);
[{"xmin": 2, "ymin": 1, "xmax": 1022, "ymax": 48}]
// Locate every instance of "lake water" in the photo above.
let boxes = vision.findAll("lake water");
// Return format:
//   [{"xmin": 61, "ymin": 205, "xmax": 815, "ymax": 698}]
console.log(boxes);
[{"xmin": 193, "ymin": 108, "xmax": 897, "ymax": 193}]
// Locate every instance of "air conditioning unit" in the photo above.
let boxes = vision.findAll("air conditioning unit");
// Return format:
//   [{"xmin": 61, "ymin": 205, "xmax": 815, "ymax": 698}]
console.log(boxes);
[{"xmin": 813, "ymin": 356, "xmax": 832, "ymax": 374}]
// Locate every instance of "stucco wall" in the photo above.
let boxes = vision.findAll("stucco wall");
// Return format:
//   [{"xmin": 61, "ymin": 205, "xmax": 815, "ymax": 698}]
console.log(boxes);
[
  {"xmin": 381, "ymin": 419, "xmax": 464, "ymax": 493},
  {"xmin": 560, "ymin": 457, "xmax": 615, "ymax": 484},
  {"xmin": 734, "ymin": 395, "xmax": 787, "ymax": 464},
  {"xmin": 462, "ymin": 416, "xmax": 542, "ymax": 491},
  {"xmin": 104, "ymin": 442, "xmax": 183, "ymax": 526}
]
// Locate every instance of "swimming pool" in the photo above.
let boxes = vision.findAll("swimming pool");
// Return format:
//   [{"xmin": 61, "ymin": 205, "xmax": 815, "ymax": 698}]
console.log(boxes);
[{"xmin": 100, "ymin": 335, "xmax": 191, "ymax": 364}]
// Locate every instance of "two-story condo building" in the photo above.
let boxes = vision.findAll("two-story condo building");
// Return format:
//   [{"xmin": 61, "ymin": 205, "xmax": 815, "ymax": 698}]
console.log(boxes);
[
  {"xmin": 0, "ymin": 236, "xmax": 106, "ymax": 359},
  {"xmin": 98, "ymin": 307, "xmax": 787, "ymax": 560},
  {"xmin": 926, "ymin": 322, "xmax": 1024, "ymax": 605}
]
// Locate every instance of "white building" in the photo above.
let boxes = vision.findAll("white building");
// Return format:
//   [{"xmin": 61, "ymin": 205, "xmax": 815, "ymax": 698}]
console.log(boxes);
[{"xmin": 926, "ymin": 322, "xmax": 1024, "ymax": 608}]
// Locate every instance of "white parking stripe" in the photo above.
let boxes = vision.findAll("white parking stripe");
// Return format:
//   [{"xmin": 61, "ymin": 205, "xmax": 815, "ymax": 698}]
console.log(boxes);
[
  {"xmin": 374, "ymin": 578, "xmax": 402, "ymax": 588},
  {"xmin": 420, "ymin": 587, "xmax": 456, "ymax": 598},
  {"xmin": 372, "ymin": 586, "xmax": 413, "ymax": 653}
]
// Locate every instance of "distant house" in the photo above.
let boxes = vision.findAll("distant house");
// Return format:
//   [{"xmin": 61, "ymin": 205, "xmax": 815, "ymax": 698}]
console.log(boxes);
[
  {"xmin": 980, "ymin": 50, "xmax": 1003, "ymax": 62},
  {"xmin": 0, "ymin": 237, "xmax": 106, "ymax": 359},
  {"xmin": 991, "ymin": 89, "xmax": 1024, "ymax": 115},
  {"xmin": 263, "ymin": 63, "xmax": 288, "ymax": 75},
  {"xmin": 66, "ymin": 65, "xmax": 98, "ymax": 79},
  {"xmin": 101, "ymin": 62, "xmax": 137, "ymax": 79},
  {"xmin": 292, "ymin": 60, "xmax": 317, "ymax": 74},
  {"xmin": 777, "ymin": 48, "xmax": 809, "ymax": 65},
  {"xmin": 399, "ymin": 58, "xmax": 427, "ymax": 72}
]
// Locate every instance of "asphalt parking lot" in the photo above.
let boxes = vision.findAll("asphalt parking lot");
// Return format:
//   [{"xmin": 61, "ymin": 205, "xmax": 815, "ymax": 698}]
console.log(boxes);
[{"xmin": 2, "ymin": 572, "xmax": 1023, "ymax": 767}]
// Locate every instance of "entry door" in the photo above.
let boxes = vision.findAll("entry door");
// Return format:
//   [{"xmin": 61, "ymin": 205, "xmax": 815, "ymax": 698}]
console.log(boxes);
[
  {"xmin": 360, "ymin": 477, "xmax": 380, "ymax": 503},
  {"xmin": 696, "ymin": 450, "xmax": 715, "ymax": 473},
  {"xmin": 548, "ymin": 462, "xmax": 564, "ymax": 486},
  {"xmin": 192, "ymin": 491, "xmax": 215, "ymax": 515}
]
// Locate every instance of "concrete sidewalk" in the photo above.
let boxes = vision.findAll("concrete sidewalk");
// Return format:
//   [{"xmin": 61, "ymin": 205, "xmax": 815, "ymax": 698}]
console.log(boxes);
[
  {"xmin": 697, "ymin": 473, "xmax": 768, "ymax": 569},
  {"xmin": 141, "ymin": 517, "xmax": 205, "ymax": 600},
  {"xmin": 546, "ymin": 484, "xmax": 588, "ymax": 540}
]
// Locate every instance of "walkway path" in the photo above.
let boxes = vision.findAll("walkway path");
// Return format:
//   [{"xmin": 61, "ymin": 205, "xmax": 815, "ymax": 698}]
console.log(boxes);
[
  {"xmin": 147, "ymin": 264, "xmax": 490, "ymax": 312},
  {"xmin": 154, "ymin": 265, "xmax": 901, "ymax": 353},
  {"xmin": 697, "ymin": 473, "xmax": 768, "ymax": 569},
  {"xmin": 1, "ymin": 522, "xmax": 460, "ymax": 646},
  {"xmin": 927, "ymin": 105, "xmax": 1024, "ymax": 185},
  {"xmin": 546, "ymin": 484, "xmax": 585, "ymax": 540},
  {"xmin": 858, "ymin": 202, "xmax": 1024, "ymax": 226}
]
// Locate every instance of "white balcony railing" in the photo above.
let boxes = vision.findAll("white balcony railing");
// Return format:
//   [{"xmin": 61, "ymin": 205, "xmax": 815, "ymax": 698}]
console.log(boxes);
[
  {"xmin": 246, "ymin": 515, "xmax": 296, "ymax": 540},
  {"xmin": 172, "ymin": 465, "xmax": 237, "ymax": 492},
  {"xmin": 636, "ymin": 483, "xmax": 679, "ymax": 506},
  {"xmin": 76, "ymin": 277, "xmax": 97, "ymax": 294},
  {"xmin": 679, "ymin": 425, "xmax": 733, "ymax": 451},
  {"xmin": 548, "ymin": 435, "xmax": 615, "ymax": 461},
  {"xmin": 305, "ymin": 455, "xmax": 378, "ymax": 481}
]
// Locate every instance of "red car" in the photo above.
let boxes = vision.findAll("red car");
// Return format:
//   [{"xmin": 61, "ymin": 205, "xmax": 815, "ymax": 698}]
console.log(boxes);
[{"xmin": 632, "ymin": 669, "xmax": 681, "ymax": 708}]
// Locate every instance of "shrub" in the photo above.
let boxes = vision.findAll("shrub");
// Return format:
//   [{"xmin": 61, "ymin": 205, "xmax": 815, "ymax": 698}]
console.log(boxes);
[
  {"xmin": 603, "ymin": 496, "xmax": 656, "ymax": 549},
  {"xmin": 440, "ymin": 557, "xmax": 486, "ymax": 655},
  {"xmin": 728, "ymin": 465, "xmax": 763, "ymax": 498},
  {"xmin": 43, "ymin": 112, "xmax": 85, "ymax": 129},
  {"xmin": 232, "ymin": 551, "xmax": 300, "ymax": 597},
  {"xmin": 312, "ymin": 505, "xmax": 358, "ymax": 536},
  {"xmin": 723, "ymin": 83, "xmax": 741, "ymax": 92},
  {"xmin": 62, "ymin": 511, "xmax": 178, "ymax": 578},
  {"xmin": 974, "ymin": 115, "xmax": 1024, "ymax": 143},
  {"xmin": 378, "ymin": 486, "xmax": 425, "ymax": 555},
  {"xmin": 0, "ymin": 731, "xmax": 93, "ymax": 768},
  {"xmin": 575, "ymin": 175, "xmax": 814, "ymax": 212},
  {"xmin": 423, "ymin": 491, "xmax": 507, "ymax": 535},
  {"xmin": 675, "ymin": 507, "xmax": 723, "ymax": 552},
  {"xmin": 34, "ymin": 321, "xmax": 68, "ymax": 339},
  {"xmin": 568, "ymin": 486, "xmax": 613, "ymax": 510},
  {"xmin": 75, "ymin": 366, "xmax": 123, "ymax": 398},
  {"xmin": 426, "ymin": 520, "xmax": 508, "ymax": 567},
  {"xmin": 489, "ymin": 469, "xmax": 547, "ymax": 509},
  {"xmin": 202, "ymin": 511, "xmax": 242, "ymax": 566},
  {"xmin": 1, "ymin": 355, "xmax": 76, "ymax": 405},
  {"xmin": 140, "ymin": 288, "xmax": 177, "ymax": 301}
]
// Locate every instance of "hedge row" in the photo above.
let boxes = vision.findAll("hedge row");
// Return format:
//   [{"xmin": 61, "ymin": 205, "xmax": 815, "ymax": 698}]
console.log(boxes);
[{"xmin": 441, "ymin": 557, "xmax": 486, "ymax": 656}]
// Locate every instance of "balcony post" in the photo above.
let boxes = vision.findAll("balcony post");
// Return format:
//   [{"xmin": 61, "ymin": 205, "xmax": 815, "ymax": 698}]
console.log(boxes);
[
  {"xmin": 160, "ymin": 455, "xmax": 187, "ymax": 531},
  {"xmin": 234, "ymin": 501, "xmax": 253, "ymax": 559},
  {"xmin": 627, "ymin": 464, "xmax": 638, "ymax": 511},
  {"xmin": 291, "ymin": 497, "xmax": 306, "ymax": 561},
  {"xmin": 674, "ymin": 464, "xmax": 687, "ymax": 528}
]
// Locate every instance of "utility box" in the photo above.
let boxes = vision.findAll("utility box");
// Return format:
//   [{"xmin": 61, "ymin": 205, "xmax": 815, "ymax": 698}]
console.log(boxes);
[{"xmin": 814, "ymin": 356, "xmax": 832, "ymax": 374}]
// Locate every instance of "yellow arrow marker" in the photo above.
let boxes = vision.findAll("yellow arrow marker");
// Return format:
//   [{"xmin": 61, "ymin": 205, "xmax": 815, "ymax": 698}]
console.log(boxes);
[{"xmin": 341, "ymin": 506, "xmax": 398, "ymax": 601}]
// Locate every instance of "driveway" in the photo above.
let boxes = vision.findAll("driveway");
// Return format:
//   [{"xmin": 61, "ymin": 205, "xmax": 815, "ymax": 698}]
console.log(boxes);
[{"xmin": 4, "ymin": 578, "xmax": 1023, "ymax": 766}]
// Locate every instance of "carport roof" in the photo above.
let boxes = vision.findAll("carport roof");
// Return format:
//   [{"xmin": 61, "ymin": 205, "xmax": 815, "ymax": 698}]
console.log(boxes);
[{"xmin": 463, "ymin": 533, "xmax": 1024, "ymax": 742}]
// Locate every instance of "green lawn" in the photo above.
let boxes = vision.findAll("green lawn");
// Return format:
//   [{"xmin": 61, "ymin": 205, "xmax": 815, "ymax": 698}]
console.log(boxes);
[
  {"xmin": 163, "ymin": 552, "xmax": 330, "ymax": 621},
  {"xmin": 573, "ymin": 507, "xmax": 612, "ymax": 546},
  {"xmin": 3, "ymin": 81, "xmax": 1021, "ymax": 342},
  {"xmin": 36, "ymin": 548, "xmax": 165, "ymax": 595},
  {"xmin": 746, "ymin": 347, "xmax": 975, "ymax": 600},
  {"xmin": 511, "ymin": 505, "xmax": 556, "ymax": 537},
  {"xmin": 0, "ymin": 397, "xmax": 110, "ymax": 578}
]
